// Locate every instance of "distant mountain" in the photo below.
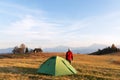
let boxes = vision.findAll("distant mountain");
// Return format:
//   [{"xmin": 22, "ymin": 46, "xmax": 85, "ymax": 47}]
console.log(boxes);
[
  {"xmin": 0, "ymin": 48, "xmax": 13, "ymax": 53},
  {"xmin": 0, "ymin": 44, "xmax": 107, "ymax": 54},
  {"xmin": 43, "ymin": 44, "xmax": 107, "ymax": 54},
  {"xmin": 43, "ymin": 46, "xmax": 69, "ymax": 52},
  {"xmin": 88, "ymin": 43, "xmax": 107, "ymax": 49},
  {"xmin": 117, "ymin": 45, "xmax": 120, "ymax": 48}
]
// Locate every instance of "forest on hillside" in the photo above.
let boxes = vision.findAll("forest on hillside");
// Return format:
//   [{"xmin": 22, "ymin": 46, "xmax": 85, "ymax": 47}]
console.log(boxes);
[{"xmin": 90, "ymin": 44, "xmax": 120, "ymax": 55}]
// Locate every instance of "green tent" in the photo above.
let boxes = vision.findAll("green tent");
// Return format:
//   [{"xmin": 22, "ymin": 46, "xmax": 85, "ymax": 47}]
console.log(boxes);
[{"xmin": 37, "ymin": 56, "xmax": 77, "ymax": 76}]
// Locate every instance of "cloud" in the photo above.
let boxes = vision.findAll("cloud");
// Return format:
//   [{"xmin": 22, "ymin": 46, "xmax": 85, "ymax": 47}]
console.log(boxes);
[
  {"xmin": 67, "ymin": 11, "xmax": 120, "ymax": 35},
  {"xmin": 2, "ymin": 14, "xmax": 62, "ymax": 41},
  {"xmin": 1, "ymin": 1, "xmax": 120, "ymax": 48},
  {"xmin": 0, "ymin": 1, "xmax": 68, "ymax": 48},
  {"xmin": 54, "ymin": 11, "xmax": 120, "ymax": 47},
  {"xmin": 2, "ymin": 10, "xmax": 120, "ymax": 48},
  {"xmin": 0, "ymin": 1, "xmax": 44, "ymax": 19},
  {"xmin": 0, "ymin": 1, "xmax": 61, "ymax": 41}
]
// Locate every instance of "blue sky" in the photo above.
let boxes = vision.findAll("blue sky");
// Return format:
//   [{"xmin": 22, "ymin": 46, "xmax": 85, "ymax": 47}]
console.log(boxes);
[{"xmin": 0, "ymin": 0, "xmax": 120, "ymax": 48}]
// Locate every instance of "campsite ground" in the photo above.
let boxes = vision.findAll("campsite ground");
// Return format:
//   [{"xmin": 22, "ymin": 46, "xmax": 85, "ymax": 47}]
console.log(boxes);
[{"xmin": 0, "ymin": 52, "xmax": 120, "ymax": 80}]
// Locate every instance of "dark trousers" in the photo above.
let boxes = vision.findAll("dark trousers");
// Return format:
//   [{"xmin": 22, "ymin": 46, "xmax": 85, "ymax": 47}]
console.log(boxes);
[{"xmin": 67, "ymin": 60, "xmax": 71, "ymax": 64}]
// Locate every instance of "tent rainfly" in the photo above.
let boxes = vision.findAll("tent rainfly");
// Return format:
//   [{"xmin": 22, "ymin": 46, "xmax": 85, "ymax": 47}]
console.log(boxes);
[{"xmin": 37, "ymin": 56, "xmax": 77, "ymax": 76}]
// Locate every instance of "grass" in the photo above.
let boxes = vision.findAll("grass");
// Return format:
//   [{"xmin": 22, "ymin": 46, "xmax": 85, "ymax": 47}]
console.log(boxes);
[{"xmin": 0, "ymin": 52, "xmax": 119, "ymax": 80}]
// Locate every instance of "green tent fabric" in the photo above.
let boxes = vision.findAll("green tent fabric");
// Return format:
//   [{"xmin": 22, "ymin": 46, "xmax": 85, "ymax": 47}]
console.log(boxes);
[{"xmin": 37, "ymin": 56, "xmax": 77, "ymax": 76}]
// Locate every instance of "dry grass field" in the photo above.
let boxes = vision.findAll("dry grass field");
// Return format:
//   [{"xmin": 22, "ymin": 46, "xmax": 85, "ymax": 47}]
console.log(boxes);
[{"xmin": 0, "ymin": 52, "xmax": 120, "ymax": 80}]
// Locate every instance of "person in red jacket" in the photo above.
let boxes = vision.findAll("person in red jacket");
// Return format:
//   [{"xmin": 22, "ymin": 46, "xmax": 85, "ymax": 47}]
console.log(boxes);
[{"xmin": 66, "ymin": 49, "xmax": 73, "ymax": 64}]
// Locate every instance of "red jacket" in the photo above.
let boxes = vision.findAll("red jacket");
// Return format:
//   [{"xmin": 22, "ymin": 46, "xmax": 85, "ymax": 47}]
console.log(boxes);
[{"xmin": 66, "ymin": 50, "xmax": 73, "ymax": 61}]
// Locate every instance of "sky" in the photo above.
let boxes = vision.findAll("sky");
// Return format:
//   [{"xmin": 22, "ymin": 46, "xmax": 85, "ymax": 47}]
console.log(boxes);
[{"xmin": 0, "ymin": 0, "xmax": 120, "ymax": 48}]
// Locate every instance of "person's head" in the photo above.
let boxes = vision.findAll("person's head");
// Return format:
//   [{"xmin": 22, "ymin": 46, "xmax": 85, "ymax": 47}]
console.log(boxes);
[{"xmin": 68, "ymin": 48, "xmax": 71, "ymax": 51}]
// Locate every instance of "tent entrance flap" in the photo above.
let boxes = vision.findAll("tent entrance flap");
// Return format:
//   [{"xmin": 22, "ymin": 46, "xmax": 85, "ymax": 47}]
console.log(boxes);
[{"xmin": 62, "ymin": 60, "xmax": 76, "ymax": 74}]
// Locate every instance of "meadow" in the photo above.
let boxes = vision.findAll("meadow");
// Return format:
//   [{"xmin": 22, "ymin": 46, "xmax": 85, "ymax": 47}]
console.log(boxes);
[{"xmin": 0, "ymin": 52, "xmax": 120, "ymax": 80}]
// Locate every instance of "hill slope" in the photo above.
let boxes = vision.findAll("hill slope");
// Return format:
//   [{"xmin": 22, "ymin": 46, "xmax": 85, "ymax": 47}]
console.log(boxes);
[
  {"xmin": 0, "ymin": 52, "xmax": 65, "ymax": 59},
  {"xmin": 90, "ymin": 44, "xmax": 120, "ymax": 55},
  {"xmin": 0, "ymin": 52, "xmax": 119, "ymax": 80},
  {"xmin": 43, "ymin": 44, "xmax": 107, "ymax": 54}
]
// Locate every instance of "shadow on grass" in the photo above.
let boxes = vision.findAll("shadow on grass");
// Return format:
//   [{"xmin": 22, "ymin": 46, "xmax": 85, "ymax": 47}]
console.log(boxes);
[
  {"xmin": 112, "ymin": 61, "xmax": 120, "ymax": 65},
  {"xmin": 0, "ymin": 66, "xmax": 38, "ymax": 75},
  {"xmin": 68, "ymin": 74, "xmax": 113, "ymax": 80},
  {"xmin": 0, "ymin": 67, "xmax": 114, "ymax": 80}
]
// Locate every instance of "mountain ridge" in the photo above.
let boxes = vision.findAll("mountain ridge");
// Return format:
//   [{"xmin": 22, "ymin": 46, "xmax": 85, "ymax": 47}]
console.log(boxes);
[
  {"xmin": 0, "ymin": 44, "xmax": 117, "ymax": 54},
  {"xmin": 43, "ymin": 44, "xmax": 107, "ymax": 54},
  {"xmin": 0, "ymin": 48, "xmax": 13, "ymax": 53}
]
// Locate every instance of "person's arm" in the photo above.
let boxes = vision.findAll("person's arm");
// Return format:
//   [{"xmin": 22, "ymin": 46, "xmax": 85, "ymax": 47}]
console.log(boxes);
[
  {"xmin": 71, "ymin": 53, "xmax": 73, "ymax": 60},
  {"xmin": 66, "ymin": 52, "xmax": 68, "ymax": 59}
]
